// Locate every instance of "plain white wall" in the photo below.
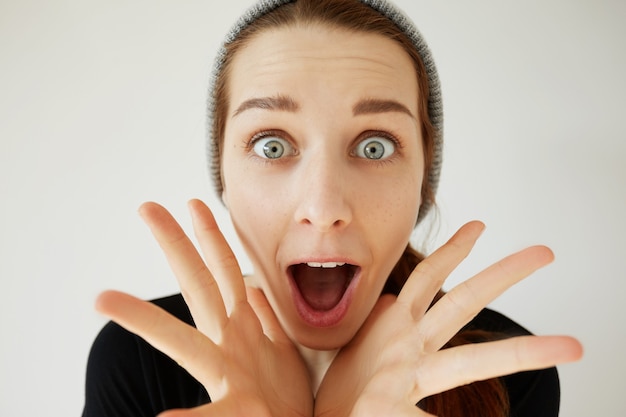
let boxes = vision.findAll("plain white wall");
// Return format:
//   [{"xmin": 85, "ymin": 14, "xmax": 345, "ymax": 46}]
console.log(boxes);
[{"xmin": 1, "ymin": 0, "xmax": 624, "ymax": 415}]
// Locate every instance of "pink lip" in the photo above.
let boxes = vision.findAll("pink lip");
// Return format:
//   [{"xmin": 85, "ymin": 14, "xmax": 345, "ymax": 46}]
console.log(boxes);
[{"xmin": 287, "ymin": 263, "xmax": 361, "ymax": 328}]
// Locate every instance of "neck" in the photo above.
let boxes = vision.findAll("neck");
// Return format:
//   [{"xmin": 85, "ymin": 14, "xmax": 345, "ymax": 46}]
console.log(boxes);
[{"xmin": 296, "ymin": 344, "xmax": 339, "ymax": 395}]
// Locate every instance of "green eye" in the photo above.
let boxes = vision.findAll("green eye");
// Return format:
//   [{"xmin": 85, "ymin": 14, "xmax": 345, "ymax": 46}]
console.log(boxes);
[
  {"xmin": 355, "ymin": 136, "xmax": 396, "ymax": 160},
  {"xmin": 253, "ymin": 137, "xmax": 293, "ymax": 159}
]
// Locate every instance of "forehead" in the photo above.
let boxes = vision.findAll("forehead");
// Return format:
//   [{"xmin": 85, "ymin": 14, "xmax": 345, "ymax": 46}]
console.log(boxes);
[{"xmin": 226, "ymin": 24, "xmax": 419, "ymax": 115}]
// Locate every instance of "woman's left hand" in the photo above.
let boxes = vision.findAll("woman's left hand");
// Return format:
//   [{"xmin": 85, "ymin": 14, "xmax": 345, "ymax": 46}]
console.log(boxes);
[{"xmin": 314, "ymin": 221, "xmax": 583, "ymax": 417}]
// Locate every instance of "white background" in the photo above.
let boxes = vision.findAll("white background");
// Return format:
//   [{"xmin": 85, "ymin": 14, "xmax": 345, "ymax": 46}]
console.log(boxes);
[{"xmin": 1, "ymin": 0, "xmax": 624, "ymax": 415}]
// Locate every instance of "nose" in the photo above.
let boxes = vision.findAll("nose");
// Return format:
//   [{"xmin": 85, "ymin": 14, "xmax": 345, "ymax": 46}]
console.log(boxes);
[{"xmin": 293, "ymin": 155, "xmax": 353, "ymax": 232}]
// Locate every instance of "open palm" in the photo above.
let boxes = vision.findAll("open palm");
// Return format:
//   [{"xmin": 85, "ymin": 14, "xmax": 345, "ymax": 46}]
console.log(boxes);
[
  {"xmin": 96, "ymin": 200, "xmax": 313, "ymax": 417},
  {"xmin": 314, "ymin": 222, "xmax": 582, "ymax": 417}
]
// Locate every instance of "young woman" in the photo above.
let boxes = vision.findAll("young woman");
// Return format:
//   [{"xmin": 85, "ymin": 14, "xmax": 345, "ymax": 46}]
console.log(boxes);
[{"xmin": 82, "ymin": 1, "xmax": 583, "ymax": 416}]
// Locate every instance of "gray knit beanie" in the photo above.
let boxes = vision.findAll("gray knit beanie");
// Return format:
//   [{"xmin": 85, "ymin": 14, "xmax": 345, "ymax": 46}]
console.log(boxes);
[{"xmin": 207, "ymin": 0, "xmax": 443, "ymax": 223}]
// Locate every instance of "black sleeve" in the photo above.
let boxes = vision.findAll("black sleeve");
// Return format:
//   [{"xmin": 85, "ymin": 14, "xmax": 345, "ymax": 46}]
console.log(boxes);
[
  {"xmin": 468, "ymin": 309, "xmax": 561, "ymax": 417},
  {"xmin": 502, "ymin": 367, "xmax": 560, "ymax": 417},
  {"xmin": 82, "ymin": 294, "xmax": 209, "ymax": 417}
]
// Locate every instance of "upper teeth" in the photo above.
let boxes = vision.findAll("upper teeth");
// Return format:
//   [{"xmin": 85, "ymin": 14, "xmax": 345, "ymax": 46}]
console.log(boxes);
[{"xmin": 307, "ymin": 262, "xmax": 346, "ymax": 268}]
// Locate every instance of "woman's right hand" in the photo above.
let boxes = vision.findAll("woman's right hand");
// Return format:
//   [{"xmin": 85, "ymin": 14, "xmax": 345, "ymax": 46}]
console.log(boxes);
[{"xmin": 95, "ymin": 199, "xmax": 313, "ymax": 417}]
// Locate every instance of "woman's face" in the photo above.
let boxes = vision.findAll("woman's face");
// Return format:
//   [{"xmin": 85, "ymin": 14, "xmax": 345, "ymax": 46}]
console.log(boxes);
[{"xmin": 221, "ymin": 24, "xmax": 424, "ymax": 350}]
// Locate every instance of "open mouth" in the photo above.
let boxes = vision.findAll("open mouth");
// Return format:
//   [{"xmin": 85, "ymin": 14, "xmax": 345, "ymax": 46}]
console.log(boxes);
[{"xmin": 288, "ymin": 262, "xmax": 360, "ymax": 327}]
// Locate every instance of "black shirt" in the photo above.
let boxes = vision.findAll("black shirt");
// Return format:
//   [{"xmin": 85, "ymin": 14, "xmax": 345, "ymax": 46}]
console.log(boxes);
[{"xmin": 82, "ymin": 294, "xmax": 560, "ymax": 417}]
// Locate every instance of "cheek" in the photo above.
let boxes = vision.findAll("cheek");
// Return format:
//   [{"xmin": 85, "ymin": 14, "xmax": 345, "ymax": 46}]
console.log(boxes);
[
  {"xmin": 367, "ymin": 173, "xmax": 421, "ymax": 232},
  {"xmin": 362, "ymin": 174, "xmax": 422, "ymax": 275},
  {"xmin": 223, "ymin": 167, "xmax": 290, "ymax": 258}
]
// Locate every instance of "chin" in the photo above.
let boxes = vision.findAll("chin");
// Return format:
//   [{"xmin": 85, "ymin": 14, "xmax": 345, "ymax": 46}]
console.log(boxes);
[{"xmin": 294, "ymin": 325, "xmax": 357, "ymax": 351}]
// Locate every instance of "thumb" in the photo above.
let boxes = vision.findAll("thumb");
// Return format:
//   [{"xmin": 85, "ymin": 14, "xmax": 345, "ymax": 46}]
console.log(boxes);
[
  {"xmin": 246, "ymin": 287, "xmax": 290, "ymax": 344},
  {"xmin": 371, "ymin": 294, "xmax": 396, "ymax": 317},
  {"xmin": 352, "ymin": 294, "xmax": 397, "ymax": 343}
]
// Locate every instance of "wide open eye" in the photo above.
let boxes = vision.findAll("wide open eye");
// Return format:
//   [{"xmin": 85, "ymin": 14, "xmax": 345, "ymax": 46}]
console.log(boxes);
[
  {"xmin": 354, "ymin": 135, "xmax": 397, "ymax": 160},
  {"xmin": 252, "ymin": 135, "xmax": 294, "ymax": 159}
]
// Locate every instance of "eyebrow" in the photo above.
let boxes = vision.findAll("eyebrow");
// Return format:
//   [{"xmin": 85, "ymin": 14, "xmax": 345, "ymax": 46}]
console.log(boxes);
[
  {"xmin": 353, "ymin": 98, "xmax": 415, "ymax": 119},
  {"xmin": 232, "ymin": 95, "xmax": 299, "ymax": 117},
  {"xmin": 231, "ymin": 95, "xmax": 415, "ymax": 119}
]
